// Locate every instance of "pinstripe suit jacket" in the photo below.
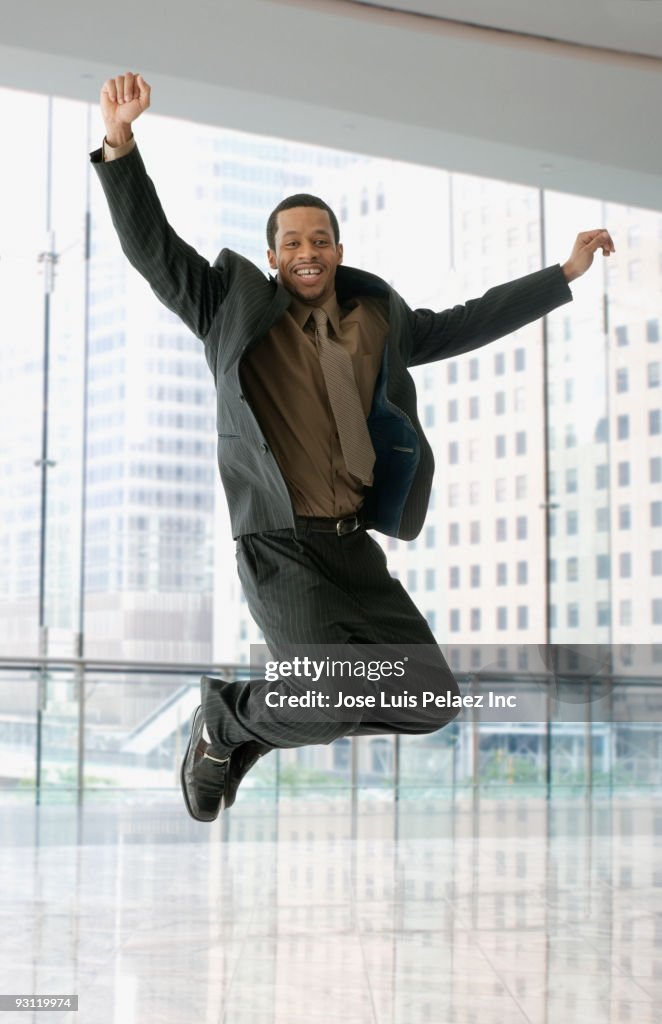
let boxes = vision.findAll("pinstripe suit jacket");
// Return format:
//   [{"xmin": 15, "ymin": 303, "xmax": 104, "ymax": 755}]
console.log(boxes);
[{"xmin": 91, "ymin": 144, "xmax": 573, "ymax": 540}]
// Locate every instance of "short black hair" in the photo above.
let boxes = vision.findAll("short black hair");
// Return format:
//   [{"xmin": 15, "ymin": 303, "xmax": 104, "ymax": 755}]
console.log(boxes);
[{"xmin": 266, "ymin": 193, "xmax": 340, "ymax": 251}]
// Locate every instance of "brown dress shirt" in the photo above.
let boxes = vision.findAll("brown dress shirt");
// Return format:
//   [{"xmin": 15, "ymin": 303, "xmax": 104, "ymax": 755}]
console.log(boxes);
[
  {"xmin": 103, "ymin": 136, "xmax": 390, "ymax": 518},
  {"xmin": 241, "ymin": 293, "xmax": 388, "ymax": 517}
]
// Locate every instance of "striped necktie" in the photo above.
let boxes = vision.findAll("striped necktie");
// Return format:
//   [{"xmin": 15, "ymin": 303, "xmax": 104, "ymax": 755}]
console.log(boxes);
[{"xmin": 311, "ymin": 306, "xmax": 376, "ymax": 486}]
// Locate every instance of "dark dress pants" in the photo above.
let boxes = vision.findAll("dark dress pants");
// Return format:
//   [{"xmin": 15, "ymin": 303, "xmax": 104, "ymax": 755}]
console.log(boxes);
[{"xmin": 203, "ymin": 522, "xmax": 461, "ymax": 755}]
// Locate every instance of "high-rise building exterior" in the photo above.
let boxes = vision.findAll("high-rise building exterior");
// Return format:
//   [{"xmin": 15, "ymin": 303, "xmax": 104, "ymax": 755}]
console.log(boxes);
[{"xmin": 1, "ymin": 89, "xmax": 660, "ymax": 671}]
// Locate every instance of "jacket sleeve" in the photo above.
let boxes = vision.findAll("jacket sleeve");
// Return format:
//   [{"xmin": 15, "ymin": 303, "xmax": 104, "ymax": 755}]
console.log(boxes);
[
  {"xmin": 407, "ymin": 264, "xmax": 573, "ymax": 367},
  {"xmin": 90, "ymin": 143, "xmax": 226, "ymax": 341}
]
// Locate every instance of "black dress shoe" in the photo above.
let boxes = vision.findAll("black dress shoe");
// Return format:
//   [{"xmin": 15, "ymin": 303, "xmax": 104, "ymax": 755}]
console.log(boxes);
[
  {"xmin": 224, "ymin": 740, "xmax": 271, "ymax": 809},
  {"xmin": 181, "ymin": 706, "xmax": 229, "ymax": 822}
]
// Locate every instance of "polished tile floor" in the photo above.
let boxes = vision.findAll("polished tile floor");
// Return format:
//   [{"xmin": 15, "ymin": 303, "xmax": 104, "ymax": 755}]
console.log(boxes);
[{"xmin": 0, "ymin": 794, "xmax": 660, "ymax": 1023}]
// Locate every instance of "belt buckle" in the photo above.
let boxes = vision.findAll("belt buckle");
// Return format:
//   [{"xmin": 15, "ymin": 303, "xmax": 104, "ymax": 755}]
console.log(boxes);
[{"xmin": 337, "ymin": 514, "xmax": 359, "ymax": 536}]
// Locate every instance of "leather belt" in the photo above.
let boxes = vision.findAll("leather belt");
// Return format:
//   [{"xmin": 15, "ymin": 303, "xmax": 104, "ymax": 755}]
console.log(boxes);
[{"xmin": 296, "ymin": 512, "xmax": 365, "ymax": 536}]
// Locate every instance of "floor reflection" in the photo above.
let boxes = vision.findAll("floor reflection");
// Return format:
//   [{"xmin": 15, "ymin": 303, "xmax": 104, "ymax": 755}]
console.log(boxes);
[{"xmin": 0, "ymin": 794, "xmax": 660, "ymax": 1023}]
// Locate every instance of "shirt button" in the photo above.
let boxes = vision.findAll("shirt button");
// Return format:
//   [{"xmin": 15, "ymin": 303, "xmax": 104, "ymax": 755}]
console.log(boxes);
[
  {"xmin": 260, "ymin": 442, "xmax": 269, "ymax": 454},
  {"xmin": 239, "ymin": 393, "xmax": 246, "ymax": 402}
]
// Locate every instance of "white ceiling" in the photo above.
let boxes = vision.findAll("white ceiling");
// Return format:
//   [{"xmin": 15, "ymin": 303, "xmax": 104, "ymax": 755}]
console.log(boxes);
[
  {"xmin": 351, "ymin": 0, "xmax": 662, "ymax": 59},
  {"xmin": 0, "ymin": 0, "xmax": 660, "ymax": 209}
]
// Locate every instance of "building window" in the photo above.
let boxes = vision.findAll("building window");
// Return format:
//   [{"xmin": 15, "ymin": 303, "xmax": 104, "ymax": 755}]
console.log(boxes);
[
  {"xmin": 647, "ymin": 363, "xmax": 660, "ymax": 388},
  {"xmin": 617, "ymin": 415, "xmax": 629, "ymax": 440},
  {"xmin": 567, "ymin": 557, "xmax": 578, "ymax": 582},
  {"xmin": 425, "ymin": 405, "xmax": 435, "ymax": 427},
  {"xmin": 596, "ymin": 554, "xmax": 611, "ymax": 580},
  {"xmin": 616, "ymin": 368, "xmax": 629, "ymax": 393},
  {"xmin": 425, "ymin": 568, "xmax": 435, "ymax": 590},
  {"xmin": 615, "ymin": 325, "xmax": 629, "ymax": 346},
  {"xmin": 650, "ymin": 410, "xmax": 661, "ymax": 435},
  {"xmin": 596, "ymin": 507, "xmax": 609, "ymax": 532},
  {"xmin": 449, "ymin": 609, "xmax": 460, "ymax": 632},
  {"xmin": 652, "ymin": 502, "xmax": 662, "ymax": 528},
  {"xmin": 619, "ymin": 505, "xmax": 631, "ymax": 530},
  {"xmin": 654, "ymin": 600, "xmax": 662, "ymax": 626},
  {"xmin": 449, "ymin": 522, "xmax": 460, "ymax": 545},
  {"xmin": 495, "ymin": 391, "xmax": 505, "ymax": 415},
  {"xmin": 448, "ymin": 441, "xmax": 459, "ymax": 464},
  {"xmin": 567, "ymin": 603, "xmax": 579, "ymax": 628},
  {"xmin": 514, "ymin": 348, "xmax": 525, "ymax": 371},
  {"xmin": 651, "ymin": 457, "xmax": 661, "ymax": 484},
  {"xmin": 425, "ymin": 526, "xmax": 435, "ymax": 548},
  {"xmin": 619, "ymin": 552, "xmax": 631, "ymax": 578},
  {"xmin": 515, "ymin": 475, "xmax": 527, "ymax": 499},
  {"xmin": 497, "ymin": 607, "xmax": 508, "ymax": 631},
  {"xmin": 497, "ymin": 563, "xmax": 507, "ymax": 585},
  {"xmin": 448, "ymin": 399, "xmax": 458, "ymax": 422},
  {"xmin": 618, "ymin": 462, "xmax": 630, "ymax": 486},
  {"xmin": 517, "ymin": 561, "xmax": 528, "ymax": 584},
  {"xmin": 566, "ymin": 468, "xmax": 578, "ymax": 493},
  {"xmin": 567, "ymin": 510, "xmax": 578, "ymax": 535},
  {"xmin": 647, "ymin": 319, "xmax": 660, "ymax": 343},
  {"xmin": 496, "ymin": 435, "xmax": 506, "ymax": 458},
  {"xmin": 470, "ymin": 565, "xmax": 481, "ymax": 588},
  {"xmin": 495, "ymin": 477, "xmax": 507, "ymax": 502},
  {"xmin": 652, "ymin": 550, "xmax": 662, "ymax": 576},
  {"xmin": 516, "ymin": 431, "xmax": 527, "ymax": 455},
  {"xmin": 496, "ymin": 518, "xmax": 507, "ymax": 541},
  {"xmin": 620, "ymin": 600, "xmax": 632, "ymax": 627},
  {"xmin": 548, "ymin": 558, "xmax": 556, "ymax": 582},
  {"xmin": 449, "ymin": 566, "xmax": 460, "ymax": 588},
  {"xmin": 448, "ymin": 483, "xmax": 459, "ymax": 506},
  {"xmin": 596, "ymin": 464, "xmax": 608, "ymax": 489},
  {"xmin": 516, "ymin": 515, "xmax": 527, "ymax": 540},
  {"xmin": 565, "ymin": 425, "xmax": 577, "ymax": 448},
  {"xmin": 597, "ymin": 601, "xmax": 611, "ymax": 627},
  {"xmin": 447, "ymin": 362, "xmax": 458, "ymax": 384},
  {"xmin": 470, "ymin": 521, "xmax": 481, "ymax": 543},
  {"xmin": 471, "ymin": 608, "xmax": 481, "ymax": 631},
  {"xmin": 517, "ymin": 606, "xmax": 528, "ymax": 629},
  {"xmin": 469, "ymin": 357, "xmax": 479, "ymax": 380},
  {"xmin": 469, "ymin": 396, "xmax": 479, "ymax": 419}
]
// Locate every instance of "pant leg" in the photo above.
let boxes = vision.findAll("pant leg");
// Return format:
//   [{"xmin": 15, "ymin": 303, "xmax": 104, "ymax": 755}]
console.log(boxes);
[{"xmin": 204, "ymin": 525, "xmax": 460, "ymax": 753}]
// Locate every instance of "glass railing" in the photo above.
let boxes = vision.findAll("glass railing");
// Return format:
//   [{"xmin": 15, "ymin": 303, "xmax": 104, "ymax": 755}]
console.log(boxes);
[{"xmin": 2, "ymin": 647, "xmax": 660, "ymax": 838}]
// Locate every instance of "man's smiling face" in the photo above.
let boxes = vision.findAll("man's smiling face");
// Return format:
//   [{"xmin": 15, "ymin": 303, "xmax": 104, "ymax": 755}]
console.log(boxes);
[{"xmin": 267, "ymin": 207, "xmax": 343, "ymax": 306}]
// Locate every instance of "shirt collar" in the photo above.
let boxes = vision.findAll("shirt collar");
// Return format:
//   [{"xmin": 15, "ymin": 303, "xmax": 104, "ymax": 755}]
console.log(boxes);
[{"xmin": 288, "ymin": 292, "xmax": 342, "ymax": 336}]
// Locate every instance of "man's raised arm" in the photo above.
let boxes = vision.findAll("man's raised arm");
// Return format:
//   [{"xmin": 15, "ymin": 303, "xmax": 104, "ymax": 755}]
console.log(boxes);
[
  {"xmin": 90, "ymin": 72, "xmax": 225, "ymax": 341},
  {"xmin": 408, "ymin": 229, "xmax": 616, "ymax": 367}
]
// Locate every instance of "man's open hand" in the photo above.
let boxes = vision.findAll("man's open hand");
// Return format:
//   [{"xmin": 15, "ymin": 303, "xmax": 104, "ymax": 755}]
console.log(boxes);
[
  {"xmin": 562, "ymin": 230, "xmax": 616, "ymax": 283},
  {"xmin": 100, "ymin": 72, "xmax": 151, "ymax": 145}
]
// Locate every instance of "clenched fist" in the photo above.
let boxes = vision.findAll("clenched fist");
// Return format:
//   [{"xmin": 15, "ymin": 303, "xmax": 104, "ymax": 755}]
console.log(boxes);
[{"xmin": 100, "ymin": 72, "xmax": 151, "ymax": 146}]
